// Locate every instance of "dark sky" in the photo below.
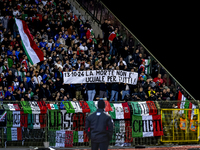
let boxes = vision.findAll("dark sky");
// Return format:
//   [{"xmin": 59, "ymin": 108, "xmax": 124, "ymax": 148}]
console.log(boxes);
[{"xmin": 100, "ymin": 1, "xmax": 199, "ymax": 100}]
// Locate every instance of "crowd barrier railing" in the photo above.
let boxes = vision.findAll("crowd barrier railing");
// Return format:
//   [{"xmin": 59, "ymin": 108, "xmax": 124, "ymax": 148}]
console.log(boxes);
[{"xmin": 0, "ymin": 100, "xmax": 199, "ymax": 148}]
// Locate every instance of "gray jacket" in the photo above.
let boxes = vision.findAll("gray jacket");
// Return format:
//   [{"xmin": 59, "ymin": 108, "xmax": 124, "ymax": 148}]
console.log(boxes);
[{"xmin": 2, "ymin": 17, "xmax": 9, "ymax": 29}]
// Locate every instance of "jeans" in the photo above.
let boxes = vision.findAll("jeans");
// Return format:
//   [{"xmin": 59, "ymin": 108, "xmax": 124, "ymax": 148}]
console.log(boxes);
[
  {"xmin": 88, "ymin": 90, "xmax": 96, "ymax": 101},
  {"xmin": 122, "ymin": 90, "xmax": 130, "ymax": 100},
  {"xmin": 109, "ymin": 42, "xmax": 114, "ymax": 55},
  {"xmin": 110, "ymin": 90, "xmax": 118, "ymax": 102}
]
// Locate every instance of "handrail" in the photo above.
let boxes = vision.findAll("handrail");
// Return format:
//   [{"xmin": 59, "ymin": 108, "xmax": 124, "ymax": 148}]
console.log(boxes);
[{"xmin": 99, "ymin": 0, "xmax": 196, "ymax": 101}]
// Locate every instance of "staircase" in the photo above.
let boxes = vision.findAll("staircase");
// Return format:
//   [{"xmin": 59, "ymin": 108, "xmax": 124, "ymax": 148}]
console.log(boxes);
[{"xmin": 68, "ymin": 0, "xmax": 103, "ymax": 39}]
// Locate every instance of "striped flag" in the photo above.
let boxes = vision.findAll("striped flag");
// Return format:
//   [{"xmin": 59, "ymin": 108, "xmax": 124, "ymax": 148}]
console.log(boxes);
[
  {"xmin": 145, "ymin": 59, "xmax": 150, "ymax": 74},
  {"xmin": 47, "ymin": 103, "xmax": 59, "ymax": 110},
  {"xmin": 177, "ymin": 91, "xmax": 189, "ymax": 115},
  {"xmin": 7, "ymin": 127, "xmax": 22, "ymax": 141},
  {"xmin": 15, "ymin": 18, "xmax": 44, "ymax": 65}
]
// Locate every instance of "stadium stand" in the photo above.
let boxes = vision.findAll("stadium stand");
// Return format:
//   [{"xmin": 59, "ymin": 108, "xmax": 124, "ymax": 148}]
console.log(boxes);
[{"xmin": 0, "ymin": 0, "xmax": 186, "ymax": 103}]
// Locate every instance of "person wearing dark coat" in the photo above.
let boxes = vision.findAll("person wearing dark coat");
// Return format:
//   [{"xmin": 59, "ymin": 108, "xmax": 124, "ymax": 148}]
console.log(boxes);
[
  {"xmin": 85, "ymin": 100, "xmax": 113, "ymax": 150},
  {"xmin": 28, "ymin": 77, "xmax": 36, "ymax": 92}
]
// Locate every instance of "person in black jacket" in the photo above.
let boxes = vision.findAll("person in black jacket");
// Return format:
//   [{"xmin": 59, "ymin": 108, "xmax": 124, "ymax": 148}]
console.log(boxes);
[{"xmin": 85, "ymin": 100, "xmax": 113, "ymax": 150}]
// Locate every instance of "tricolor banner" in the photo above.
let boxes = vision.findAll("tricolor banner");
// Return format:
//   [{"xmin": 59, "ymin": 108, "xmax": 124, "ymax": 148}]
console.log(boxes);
[
  {"xmin": 7, "ymin": 127, "xmax": 22, "ymax": 141},
  {"xmin": 15, "ymin": 18, "xmax": 44, "ymax": 65},
  {"xmin": 132, "ymin": 115, "xmax": 163, "ymax": 138},
  {"xmin": 130, "ymin": 101, "xmax": 157, "ymax": 116}
]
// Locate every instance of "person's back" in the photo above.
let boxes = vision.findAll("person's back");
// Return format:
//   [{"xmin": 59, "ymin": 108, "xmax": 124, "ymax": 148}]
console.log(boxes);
[{"xmin": 85, "ymin": 100, "xmax": 113, "ymax": 150}]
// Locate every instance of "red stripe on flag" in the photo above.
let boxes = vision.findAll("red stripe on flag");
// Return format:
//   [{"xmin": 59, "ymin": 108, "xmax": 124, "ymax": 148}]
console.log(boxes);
[
  {"xmin": 13, "ymin": 104, "xmax": 20, "ymax": 111},
  {"xmin": 37, "ymin": 101, "xmax": 47, "ymax": 114},
  {"xmin": 20, "ymin": 111, "xmax": 28, "ymax": 128},
  {"xmin": 17, "ymin": 128, "xmax": 22, "ymax": 140},
  {"xmin": 177, "ymin": 91, "xmax": 182, "ymax": 108},
  {"xmin": 46, "ymin": 104, "xmax": 51, "ymax": 109},
  {"xmin": 122, "ymin": 102, "xmax": 131, "ymax": 119},
  {"xmin": 146, "ymin": 101, "xmax": 157, "ymax": 115},
  {"xmin": 21, "ymin": 20, "xmax": 44, "ymax": 61},
  {"xmin": 65, "ymin": 131, "xmax": 73, "ymax": 147},
  {"xmin": 104, "ymin": 100, "xmax": 112, "ymax": 112},
  {"xmin": 152, "ymin": 115, "xmax": 164, "ymax": 136},
  {"xmin": 188, "ymin": 102, "xmax": 193, "ymax": 120},
  {"xmin": 79, "ymin": 101, "xmax": 90, "ymax": 113}
]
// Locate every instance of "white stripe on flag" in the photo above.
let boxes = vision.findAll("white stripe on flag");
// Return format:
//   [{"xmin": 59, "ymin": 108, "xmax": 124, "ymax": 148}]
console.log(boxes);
[{"xmin": 142, "ymin": 115, "xmax": 153, "ymax": 137}]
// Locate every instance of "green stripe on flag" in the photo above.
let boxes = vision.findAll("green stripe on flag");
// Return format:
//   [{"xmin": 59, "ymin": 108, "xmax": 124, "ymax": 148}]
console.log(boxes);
[
  {"xmin": 145, "ymin": 59, "xmax": 150, "ymax": 74},
  {"xmin": 132, "ymin": 115, "xmax": 143, "ymax": 137},
  {"xmin": 86, "ymin": 101, "xmax": 97, "ymax": 114},
  {"xmin": 109, "ymin": 103, "xmax": 116, "ymax": 119},
  {"xmin": 130, "ymin": 102, "xmax": 142, "ymax": 116},
  {"xmin": 3, "ymin": 104, "xmax": 9, "ymax": 111},
  {"xmin": 21, "ymin": 101, "xmax": 32, "ymax": 114},
  {"xmin": 73, "ymin": 131, "xmax": 78, "ymax": 143},
  {"xmin": 7, "ymin": 111, "xmax": 13, "ymax": 127},
  {"xmin": 63, "ymin": 101, "xmax": 75, "ymax": 113},
  {"xmin": 184, "ymin": 99, "xmax": 190, "ymax": 117},
  {"xmin": 48, "ymin": 110, "xmax": 61, "ymax": 131},
  {"xmin": 7, "ymin": 127, "xmax": 12, "ymax": 141},
  {"xmin": 21, "ymin": 40, "xmax": 34, "ymax": 65}
]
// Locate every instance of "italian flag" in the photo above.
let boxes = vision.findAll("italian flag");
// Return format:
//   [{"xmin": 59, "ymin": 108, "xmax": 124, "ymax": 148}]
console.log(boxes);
[
  {"xmin": 177, "ymin": 91, "xmax": 190, "ymax": 115},
  {"xmin": 130, "ymin": 101, "xmax": 157, "ymax": 116},
  {"xmin": 145, "ymin": 59, "xmax": 150, "ymax": 74},
  {"xmin": 73, "ymin": 131, "xmax": 89, "ymax": 143},
  {"xmin": 86, "ymin": 100, "xmax": 112, "ymax": 114},
  {"xmin": 86, "ymin": 101, "xmax": 97, "ymax": 113},
  {"xmin": 132, "ymin": 115, "xmax": 163, "ymax": 138},
  {"xmin": 7, "ymin": 127, "xmax": 22, "ymax": 141},
  {"xmin": 7, "ymin": 111, "xmax": 21, "ymax": 128},
  {"xmin": 109, "ymin": 102, "xmax": 131, "ymax": 119},
  {"xmin": 47, "ymin": 103, "xmax": 59, "ymax": 110},
  {"xmin": 15, "ymin": 18, "xmax": 44, "ymax": 65},
  {"xmin": 20, "ymin": 101, "xmax": 47, "ymax": 114},
  {"xmin": 63, "ymin": 101, "xmax": 83, "ymax": 113},
  {"xmin": 3, "ymin": 104, "xmax": 20, "ymax": 111}
]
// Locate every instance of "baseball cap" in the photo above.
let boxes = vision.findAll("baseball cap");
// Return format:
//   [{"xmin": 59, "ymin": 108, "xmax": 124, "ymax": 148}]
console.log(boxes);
[{"xmin": 60, "ymin": 88, "xmax": 64, "ymax": 91}]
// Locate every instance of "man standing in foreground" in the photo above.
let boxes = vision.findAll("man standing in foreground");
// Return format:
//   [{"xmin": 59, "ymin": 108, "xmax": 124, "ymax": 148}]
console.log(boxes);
[{"xmin": 85, "ymin": 100, "xmax": 113, "ymax": 150}]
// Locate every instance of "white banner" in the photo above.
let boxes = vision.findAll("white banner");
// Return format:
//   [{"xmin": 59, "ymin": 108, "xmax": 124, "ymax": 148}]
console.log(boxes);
[{"xmin": 63, "ymin": 70, "xmax": 138, "ymax": 85}]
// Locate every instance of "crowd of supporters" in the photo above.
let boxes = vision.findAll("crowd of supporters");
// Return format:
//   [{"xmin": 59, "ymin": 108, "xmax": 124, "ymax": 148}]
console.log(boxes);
[{"xmin": 0, "ymin": 0, "xmax": 177, "ymax": 103}]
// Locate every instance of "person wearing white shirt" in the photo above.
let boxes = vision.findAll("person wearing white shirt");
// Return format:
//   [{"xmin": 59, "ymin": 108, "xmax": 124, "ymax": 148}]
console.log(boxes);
[
  {"xmin": 13, "ymin": 9, "xmax": 20, "ymax": 16},
  {"xmin": 33, "ymin": 72, "xmax": 42, "ymax": 85},
  {"xmin": 79, "ymin": 42, "xmax": 88, "ymax": 55},
  {"xmin": 117, "ymin": 57, "xmax": 127, "ymax": 66}
]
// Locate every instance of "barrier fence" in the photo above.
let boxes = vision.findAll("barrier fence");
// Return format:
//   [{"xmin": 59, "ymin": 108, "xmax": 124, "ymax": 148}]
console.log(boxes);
[{"xmin": 0, "ymin": 100, "xmax": 199, "ymax": 148}]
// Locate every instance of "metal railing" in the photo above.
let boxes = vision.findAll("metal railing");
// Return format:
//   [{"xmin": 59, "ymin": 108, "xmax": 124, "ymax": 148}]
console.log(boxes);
[{"xmin": 0, "ymin": 100, "xmax": 199, "ymax": 148}]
